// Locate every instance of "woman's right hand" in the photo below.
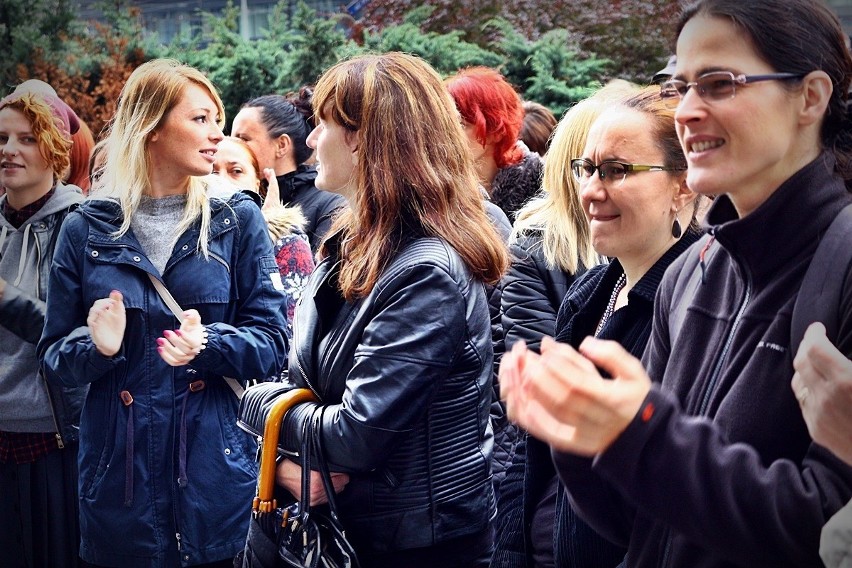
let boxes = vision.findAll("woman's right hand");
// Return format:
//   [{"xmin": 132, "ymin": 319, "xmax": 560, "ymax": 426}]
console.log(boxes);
[
  {"xmin": 262, "ymin": 168, "xmax": 280, "ymax": 212},
  {"xmin": 87, "ymin": 290, "xmax": 126, "ymax": 357},
  {"xmin": 276, "ymin": 458, "xmax": 350, "ymax": 506}
]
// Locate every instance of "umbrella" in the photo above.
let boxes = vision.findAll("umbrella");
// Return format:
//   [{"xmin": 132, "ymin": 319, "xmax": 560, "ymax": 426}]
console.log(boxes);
[
  {"xmin": 236, "ymin": 386, "xmax": 317, "ymax": 567},
  {"xmin": 235, "ymin": 386, "xmax": 359, "ymax": 568}
]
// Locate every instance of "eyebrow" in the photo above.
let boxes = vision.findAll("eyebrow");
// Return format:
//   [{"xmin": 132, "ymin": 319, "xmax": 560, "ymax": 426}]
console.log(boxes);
[{"xmin": 672, "ymin": 66, "xmax": 737, "ymax": 81}]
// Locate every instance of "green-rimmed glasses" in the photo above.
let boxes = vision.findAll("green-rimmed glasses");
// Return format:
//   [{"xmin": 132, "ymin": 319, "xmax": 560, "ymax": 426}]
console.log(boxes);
[
  {"xmin": 660, "ymin": 71, "xmax": 805, "ymax": 109},
  {"xmin": 570, "ymin": 158, "xmax": 685, "ymax": 187}
]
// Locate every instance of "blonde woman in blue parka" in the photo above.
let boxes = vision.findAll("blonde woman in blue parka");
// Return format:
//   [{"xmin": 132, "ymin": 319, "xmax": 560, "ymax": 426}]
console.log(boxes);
[{"xmin": 37, "ymin": 59, "xmax": 288, "ymax": 567}]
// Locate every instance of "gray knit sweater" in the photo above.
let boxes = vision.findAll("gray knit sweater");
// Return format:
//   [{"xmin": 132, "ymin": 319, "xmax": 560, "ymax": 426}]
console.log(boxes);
[{"xmin": 130, "ymin": 195, "xmax": 186, "ymax": 275}]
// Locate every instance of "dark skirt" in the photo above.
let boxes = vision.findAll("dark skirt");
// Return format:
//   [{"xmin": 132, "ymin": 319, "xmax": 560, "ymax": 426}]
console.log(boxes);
[{"xmin": 0, "ymin": 442, "xmax": 80, "ymax": 568}]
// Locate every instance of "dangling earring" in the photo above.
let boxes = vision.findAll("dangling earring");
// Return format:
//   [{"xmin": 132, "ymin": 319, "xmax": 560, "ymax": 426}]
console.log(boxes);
[{"xmin": 671, "ymin": 215, "xmax": 683, "ymax": 239}]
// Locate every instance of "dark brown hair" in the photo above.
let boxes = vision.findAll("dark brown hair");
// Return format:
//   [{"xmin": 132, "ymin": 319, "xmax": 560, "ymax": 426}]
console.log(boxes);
[{"xmin": 678, "ymin": 0, "xmax": 852, "ymax": 190}]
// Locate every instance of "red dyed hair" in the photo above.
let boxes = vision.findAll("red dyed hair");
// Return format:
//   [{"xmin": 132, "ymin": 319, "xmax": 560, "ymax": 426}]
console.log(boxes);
[
  {"xmin": 445, "ymin": 67, "xmax": 524, "ymax": 168},
  {"xmin": 67, "ymin": 119, "xmax": 95, "ymax": 193}
]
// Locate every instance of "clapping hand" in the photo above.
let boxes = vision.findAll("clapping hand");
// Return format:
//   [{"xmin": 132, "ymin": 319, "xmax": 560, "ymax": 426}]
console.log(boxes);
[
  {"xmin": 88, "ymin": 290, "xmax": 126, "ymax": 357},
  {"xmin": 157, "ymin": 309, "xmax": 206, "ymax": 366},
  {"xmin": 500, "ymin": 336, "xmax": 651, "ymax": 456}
]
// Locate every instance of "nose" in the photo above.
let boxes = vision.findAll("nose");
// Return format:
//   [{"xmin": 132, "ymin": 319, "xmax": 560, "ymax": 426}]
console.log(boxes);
[
  {"xmin": 674, "ymin": 87, "xmax": 706, "ymax": 126},
  {"xmin": 306, "ymin": 125, "xmax": 319, "ymax": 150},
  {"xmin": 579, "ymin": 172, "xmax": 607, "ymax": 205},
  {"xmin": 210, "ymin": 121, "xmax": 224, "ymax": 143},
  {"xmin": 2, "ymin": 139, "xmax": 18, "ymax": 157}
]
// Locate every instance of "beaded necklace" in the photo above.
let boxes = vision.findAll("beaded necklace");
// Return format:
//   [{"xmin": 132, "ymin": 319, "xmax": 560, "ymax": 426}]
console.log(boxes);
[{"xmin": 595, "ymin": 273, "xmax": 627, "ymax": 337}]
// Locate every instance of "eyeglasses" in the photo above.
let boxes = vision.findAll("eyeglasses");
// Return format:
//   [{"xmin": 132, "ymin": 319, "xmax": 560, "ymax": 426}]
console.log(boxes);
[
  {"xmin": 660, "ymin": 71, "xmax": 805, "ymax": 109},
  {"xmin": 570, "ymin": 158, "xmax": 685, "ymax": 187}
]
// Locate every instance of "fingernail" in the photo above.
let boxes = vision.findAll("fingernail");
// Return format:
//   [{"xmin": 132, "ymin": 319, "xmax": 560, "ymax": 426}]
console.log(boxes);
[
  {"xmin": 175, "ymin": 330, "xmax": 183, "ymax": 336},
  {"xmin": 156, "ymin": 338, "xmax": 165, "ymax": 345}
]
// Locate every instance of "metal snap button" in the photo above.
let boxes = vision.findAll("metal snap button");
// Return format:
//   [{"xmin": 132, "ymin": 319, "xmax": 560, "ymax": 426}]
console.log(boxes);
[
  {"xmin": 224, "ymin": 448, "xmax": 231, "ymax": 455},
  {"xmin": 182, "ymin": 244, "xmax": 189, "ymax": 251},
  {"xmin": 91, "ymin": 250, "xmax": 99, "ymax": 257},
  {"xmin": 133, "ymin": 256, "xmax": 141, "ymax": 262},
  {"xmin": 223, "ymin": 218, "xmax": 231, "ymax": 225}
]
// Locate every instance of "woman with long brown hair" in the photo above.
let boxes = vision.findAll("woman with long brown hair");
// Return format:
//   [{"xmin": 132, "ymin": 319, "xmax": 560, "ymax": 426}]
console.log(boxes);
[{"xmin": 271, "ymin": 52, "xmax": 508, "ymax": 567}]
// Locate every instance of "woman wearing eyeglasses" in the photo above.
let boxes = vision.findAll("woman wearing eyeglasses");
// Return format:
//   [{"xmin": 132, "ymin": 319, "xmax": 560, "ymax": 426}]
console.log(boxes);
[
  {"xmin": 500, "ymin": 1, "xmax": 852, "ymax": 567},
  {"xmin": 493, "ymin": 84, "xmax": 700, "ymax": 568}
]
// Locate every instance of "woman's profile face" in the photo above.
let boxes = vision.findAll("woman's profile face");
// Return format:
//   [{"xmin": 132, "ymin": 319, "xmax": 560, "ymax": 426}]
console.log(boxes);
[
  {"xmin": 673, "ymin": 14, "xmax": 804, "ymax": 216},
  {"xmin": 579, "ymin": 107, "xmax": 682, "ymax": 264},
  {"xmin": 0, "ymin": 106, "xmax": 54, "ymax": 195},
  {"xmin": 232, "ymin": 107, "xmax": 277, "ymax": 172},
  {"xmin": 147, "ymin": 83, "xmax": 223, "ymax": 179},
  {"xmin": 212, "ymin": 138, "xmax": 260, "ymax": 192},
  {"xmin": 306, "ymin": 113, "xmax": 357, "ymax": 202}
]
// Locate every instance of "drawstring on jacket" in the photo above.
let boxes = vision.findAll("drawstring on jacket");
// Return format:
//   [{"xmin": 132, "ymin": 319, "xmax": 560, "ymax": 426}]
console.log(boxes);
[
  {"xmin": 120, "ymin": 390, "xmax": 134, "ymax": 507},
  {"xmin": 13, "ymin": 223, "xmax": 32, "ymax": 287},
  {"xmin": 177, "ymin": 379, "xmax": 206, "ymax": 488},
  {"xmin": 699, "ymin": 236, "xmax": 716, "ymax": 285}
]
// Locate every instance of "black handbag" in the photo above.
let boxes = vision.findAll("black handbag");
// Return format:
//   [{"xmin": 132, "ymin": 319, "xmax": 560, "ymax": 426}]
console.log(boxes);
[{"xmin": 236, "ymin": 386, "xmax": 360, "ymax": 568}]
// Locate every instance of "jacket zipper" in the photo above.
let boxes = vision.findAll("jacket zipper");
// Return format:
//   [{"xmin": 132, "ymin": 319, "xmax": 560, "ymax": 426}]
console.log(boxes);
[
  {"xmin": 660, "ymin": 257, "xmax": 752, "ymax": 568},
  {"xmin": 41, "ymin": 371, "xmax": 65, "ymax": 449},
  {"xmin": 34, "ymin": 233, "xmax": 65, "ymax": 449}
]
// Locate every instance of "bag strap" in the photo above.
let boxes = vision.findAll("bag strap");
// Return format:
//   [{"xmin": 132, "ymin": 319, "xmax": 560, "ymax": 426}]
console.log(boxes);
[
  {"xmin": 147, "ymin": 273, "xmax": 246, "ymax": 399},
  {"xmin": 791, "ymin": 203, "xmax": 852, "ymax": 354}
]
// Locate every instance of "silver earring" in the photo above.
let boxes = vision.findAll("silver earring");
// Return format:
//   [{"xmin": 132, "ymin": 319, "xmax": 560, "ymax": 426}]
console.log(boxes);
[{"xmin": 672, "ymin": 216, "xmax": 682, "ymax": 239}]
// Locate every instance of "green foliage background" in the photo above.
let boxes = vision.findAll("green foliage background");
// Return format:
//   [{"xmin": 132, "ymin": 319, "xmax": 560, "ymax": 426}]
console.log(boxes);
[{"xmin": 3, "ymin": 0, "xmax": 634, "ymax": 134}]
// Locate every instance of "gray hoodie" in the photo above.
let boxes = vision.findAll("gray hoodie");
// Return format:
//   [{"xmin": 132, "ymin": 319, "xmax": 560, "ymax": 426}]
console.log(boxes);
[{"xmin": 0, "ymin": 182, "xmax": 83, "ymax": 432}]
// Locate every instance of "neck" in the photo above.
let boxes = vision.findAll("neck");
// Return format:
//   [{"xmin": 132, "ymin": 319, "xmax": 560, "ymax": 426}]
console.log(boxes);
[
  {"xmin": 729, "ymin": 144, "xmax": 820, "ymax": 218},
  {"xmin": 147, "ymin": 169, "xmax": 190, "ymax": 198},
  {"xmin": 477, "ymin": 155, "xmax": 499, "ymax": 195},
  {"xmin": 6, "ymin": 177, "xmax": 55, "ymax": 210},
  {"xmin": 618, "ymin": 235, "xmax": 678, "ymax": 295},
  {"xmin": 275, "ymin": 156, "xmax": 297, "ymax": 177}
]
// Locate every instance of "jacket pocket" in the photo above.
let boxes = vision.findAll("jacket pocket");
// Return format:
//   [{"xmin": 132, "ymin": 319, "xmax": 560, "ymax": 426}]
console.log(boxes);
[{"xmin": 79, "ymin": 375, "xmax": 121, "ymax": 499}]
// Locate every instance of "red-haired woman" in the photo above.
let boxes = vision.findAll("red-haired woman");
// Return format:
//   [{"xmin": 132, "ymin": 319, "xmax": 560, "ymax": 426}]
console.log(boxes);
[
  {"xmin": 0, "ymin": 84, "xmax": 85, "ymax": 568},
  {"xmin": 446, "ymin": 67, "xmax": 544, "ymax": 223}
]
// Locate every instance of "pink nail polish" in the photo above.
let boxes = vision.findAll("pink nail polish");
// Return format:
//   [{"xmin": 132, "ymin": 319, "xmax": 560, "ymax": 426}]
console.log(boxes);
[{"xmin": 175, "ymin": 330, "xmax": 183, "ymax": 336}]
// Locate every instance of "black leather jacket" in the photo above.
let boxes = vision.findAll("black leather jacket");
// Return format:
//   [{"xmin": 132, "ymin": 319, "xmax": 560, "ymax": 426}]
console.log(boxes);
[{"xmin": 280, "ymin": 233, "xmax": 495, "ymax": 554}]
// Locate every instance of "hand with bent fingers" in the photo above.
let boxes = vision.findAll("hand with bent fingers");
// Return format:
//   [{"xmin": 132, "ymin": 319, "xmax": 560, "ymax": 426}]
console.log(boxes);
[
  {"xmin": 276, "ymin": 458, "xmax": 350, "ymax": 506},
  {"xmin": 500, "ymin": 336, "xmax": 651, "ymax": 456},
  {"xmin": 157, "ymin": 309, "xmax": 206, "ymax": 366},
  {"xmin": 791, "ymin": 322, "xmax": 852, "ymax": 466},
  {"xmin": 261, "ymin": 168, "xmax": 280, "ymax": 212},
  {"xmin": 88, "ymin": 290, "xmax": 126, "ymax": 357}
]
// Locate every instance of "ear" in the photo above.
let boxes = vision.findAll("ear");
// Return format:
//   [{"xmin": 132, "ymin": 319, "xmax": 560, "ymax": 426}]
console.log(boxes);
[
  {"xmin": 149, "ymin": 129, "xmax": 160, "ymax": 143},
  {"xmin": 346, "ymin": 131, "xmax": 359, "ymax": 166},
  {"xmin": 275, "ymin": 134, "xmax": 292, "ymax": 159},
  {"xmin": 798, "ymin": 70, "xmax": 833, "ymax": 128},
  {"xmin": 672, "ymin": 174, "xmax": 697, "ymax": 213}
]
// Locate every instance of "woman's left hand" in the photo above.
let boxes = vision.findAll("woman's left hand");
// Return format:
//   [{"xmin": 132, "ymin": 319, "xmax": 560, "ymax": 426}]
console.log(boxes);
[
  {"xmin": 501, "ymin": 336, "xmax": 652, "ymax": 456},
  {"xmin": 276, "ymin": 458, "xmax": 350, "ymax": 506},
  {"xmin": 157, "ymin": 309, "xmax": 206, "ymax": 366}
]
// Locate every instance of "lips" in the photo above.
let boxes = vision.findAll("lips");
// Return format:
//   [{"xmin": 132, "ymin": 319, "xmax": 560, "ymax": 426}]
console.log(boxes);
[{"xmin": 1, "ymin": 162, "xmax": 24, "ymax": 169}]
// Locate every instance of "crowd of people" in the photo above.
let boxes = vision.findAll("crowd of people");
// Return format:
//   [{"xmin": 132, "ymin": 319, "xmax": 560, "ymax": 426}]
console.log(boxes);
[{"xmin": 1, "ymin": 0, "xmax": 851, "ymax": 567}]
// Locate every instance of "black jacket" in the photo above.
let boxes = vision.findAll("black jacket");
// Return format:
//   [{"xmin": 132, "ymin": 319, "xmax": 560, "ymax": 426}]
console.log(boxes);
[
  {"xmin": 280, "ymin": 233, "xmax": 495, "ymax": 556},
  {"xmin": 276, "ymin": 165, "xmax": 346, "ymax": 251},
  {"xmin": 554, "ymin": 153, "xmax": 852, "ymax": 567},
  {"xmin": 490, "ymin": 151, "xmax": 543, "ymax": 223},
  {"xmin": 492, "ymin": 229, "xmax": 699, "ymax": 568}
]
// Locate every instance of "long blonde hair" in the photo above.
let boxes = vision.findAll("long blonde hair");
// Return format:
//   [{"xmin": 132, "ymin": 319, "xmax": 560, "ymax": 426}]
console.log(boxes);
[
  {"xmin": 94, "ymin": 59, "xmax": 226, "ymax": 256},
  {"xmin": 512, "ymin": 80, "xmax": 638, "ymax": 273}
]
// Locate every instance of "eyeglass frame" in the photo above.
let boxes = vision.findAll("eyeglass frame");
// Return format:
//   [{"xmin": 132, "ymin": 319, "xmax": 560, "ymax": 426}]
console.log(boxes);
[
  {"xmin": 570, "ymin": 158, "xmax": 686, "ymax": 187},
  {"xmin": 659, "ymin": 71, "xmax": 805, "ymax": 108}
]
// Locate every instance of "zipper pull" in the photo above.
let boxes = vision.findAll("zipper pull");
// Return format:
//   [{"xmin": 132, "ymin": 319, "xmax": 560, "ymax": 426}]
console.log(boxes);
[
  {"xmin": 54, "ymin": 432, "xmax": 65, "ymax": 450},
  {"xmin": 176, "ymin": 532, "xmax": 182, "ymax": 551}
]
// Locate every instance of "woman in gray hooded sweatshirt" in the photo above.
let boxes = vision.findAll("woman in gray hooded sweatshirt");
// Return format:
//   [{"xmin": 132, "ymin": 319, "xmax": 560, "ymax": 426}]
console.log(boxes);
[{"xmin": 0, "ymin": 83, "xmax": 85, "ymax": 567}]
